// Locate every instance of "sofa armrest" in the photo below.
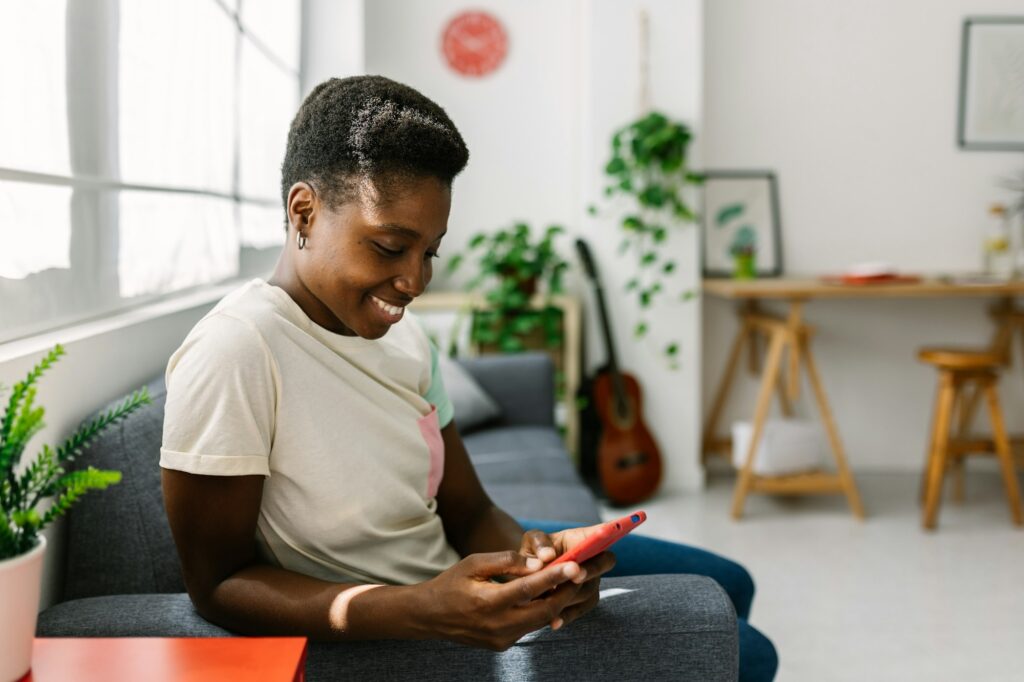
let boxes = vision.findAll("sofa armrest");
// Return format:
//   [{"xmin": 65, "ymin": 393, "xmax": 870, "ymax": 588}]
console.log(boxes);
[
  {"xmin": 37, "ymin": 594, "xmax": 233, "ymax": 637},
  {"xmin": 38, "ymin": 577, "xmax": 737, "ymax": 682},
  {"xmin": 457, "ymin": 353, "xmax": 555, "ymax": 428}
]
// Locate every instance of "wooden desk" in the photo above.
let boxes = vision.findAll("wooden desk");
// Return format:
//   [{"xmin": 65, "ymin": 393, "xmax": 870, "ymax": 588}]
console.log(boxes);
[
  {"xmin": 703, "ymin": 277, "xmax": 1024, "ymax": 300},
  {"xmin": 702, "ymin": 276, "xmax": 1024, "ymax": 520},
  {"xmin": 24, "ymin": 637, "xmax": 307, "ymax": 681}
]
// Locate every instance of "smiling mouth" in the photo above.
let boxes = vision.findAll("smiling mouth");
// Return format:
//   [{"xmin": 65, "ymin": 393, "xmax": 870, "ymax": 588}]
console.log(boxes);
[{"xmin": 370, "ymin": 295, "xmax": 407, "ymax": 321}]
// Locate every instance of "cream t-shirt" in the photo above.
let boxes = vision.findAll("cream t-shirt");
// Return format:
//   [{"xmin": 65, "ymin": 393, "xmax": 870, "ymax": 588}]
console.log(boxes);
[{"xmin": 160, "ymin": 279, "xmax": 460, "ymax": 585}]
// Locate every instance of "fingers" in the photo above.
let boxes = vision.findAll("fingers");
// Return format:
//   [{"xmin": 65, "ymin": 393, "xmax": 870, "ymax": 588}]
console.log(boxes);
[
  {"xmin": 521, "ymin": 529, "xmax": 557, "ymax": 564},
  {"xmin": 465, "ymin": 550, "xmax": 546, "ymax": 581},
  {"xmin": 497, "ymin": 560, "xmax": 582, "ymax": 606},
  {"xmin": 580, "ymin": 550, "xmax": 616, "ymax": 580}
]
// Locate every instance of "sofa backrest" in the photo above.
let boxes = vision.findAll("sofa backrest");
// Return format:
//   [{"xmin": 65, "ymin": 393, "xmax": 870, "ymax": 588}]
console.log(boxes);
[{"xmin": 62, "ymin": 376, "xmax": 185, "ymax": 601}]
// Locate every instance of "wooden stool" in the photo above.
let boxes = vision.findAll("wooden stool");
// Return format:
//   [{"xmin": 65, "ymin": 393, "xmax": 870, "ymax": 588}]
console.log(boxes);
[{"xmin": 918, "ymin": 347, "xmax": 1023, "ymax": 530}]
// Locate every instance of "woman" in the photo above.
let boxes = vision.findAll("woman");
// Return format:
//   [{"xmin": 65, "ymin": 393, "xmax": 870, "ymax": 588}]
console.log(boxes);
[{"xmin": 160, "ymin": 75, "xmax": 776, "ymax": 680}]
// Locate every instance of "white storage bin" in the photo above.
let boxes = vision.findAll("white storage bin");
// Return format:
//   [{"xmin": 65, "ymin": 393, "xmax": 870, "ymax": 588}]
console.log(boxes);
[{"xmin": 732, "ymin": 419, "xmax": 826, "ymax": 476}]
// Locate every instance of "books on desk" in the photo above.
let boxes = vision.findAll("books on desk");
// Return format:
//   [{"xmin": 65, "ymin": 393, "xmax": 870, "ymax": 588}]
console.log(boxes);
[
  {"xmin": 820, "ymin": 262, "xmax": 921, "ymax": 286},
  {"xmin": 23, "ymin": 637, "xmax": 307, "ymax": 682}
]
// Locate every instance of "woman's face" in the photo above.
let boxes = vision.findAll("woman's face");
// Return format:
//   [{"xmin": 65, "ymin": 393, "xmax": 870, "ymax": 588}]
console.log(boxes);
[{"xmin": 286, "ymin": 175, "xmax": 451, "ymax": 339}]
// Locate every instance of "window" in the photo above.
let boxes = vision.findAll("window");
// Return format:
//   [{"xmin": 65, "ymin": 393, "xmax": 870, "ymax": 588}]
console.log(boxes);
[{"xmin": 0, "ymin": 0, "xmax": 299, "ymax": 343}]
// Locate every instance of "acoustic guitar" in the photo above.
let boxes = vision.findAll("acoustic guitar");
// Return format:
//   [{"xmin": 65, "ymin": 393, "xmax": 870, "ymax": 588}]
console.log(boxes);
[{"xmin": 575, "ymin": 238, "xmax": 663, "ymax": 505}]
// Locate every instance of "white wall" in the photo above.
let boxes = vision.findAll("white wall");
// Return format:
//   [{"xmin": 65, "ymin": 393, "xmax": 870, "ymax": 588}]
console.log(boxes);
[
  {"xmin": 703, "ymin": 0, "xmax": 1024, "ymax": 472},
  {"xmin": 306, "ymin": 0, "xmax": 707, "ymax": 492},
  {"xmin": 582, "ymin": 1, "xmax": 705, "ymax": 494}
]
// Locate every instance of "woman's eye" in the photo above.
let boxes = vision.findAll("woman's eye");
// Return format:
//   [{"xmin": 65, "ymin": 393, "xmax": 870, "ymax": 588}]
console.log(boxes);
[
  {"xmin": 373, "ymin": 242, "xmax": 403, "ymax": 256},
  {"xmin": 426, "ymin": 251, "xmax": 440, "ymax": 260}
]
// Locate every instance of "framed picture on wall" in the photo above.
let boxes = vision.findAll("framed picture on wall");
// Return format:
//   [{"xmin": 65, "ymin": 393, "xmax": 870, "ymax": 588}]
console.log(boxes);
[
  {"xmin": 700, "ymin": 170, "xmax": 783, "ymax": 278},
  {"xmin": 957, "ymin": 16, "xmax": 1024, "ymax": 151}
]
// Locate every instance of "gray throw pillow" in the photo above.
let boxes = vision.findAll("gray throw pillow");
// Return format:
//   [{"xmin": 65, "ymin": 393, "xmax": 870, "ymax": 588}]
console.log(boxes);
[{"xmin": 439, "ymin": 354, "xmax": 502, "ymax": 432}]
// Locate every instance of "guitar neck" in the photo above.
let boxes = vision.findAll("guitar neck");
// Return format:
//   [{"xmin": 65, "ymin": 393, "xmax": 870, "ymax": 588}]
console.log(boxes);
[
  {"xmin": 576, "ymin": 238, "xmax": 630, "ymax": 414},
  {"xmin": 592, "ymin": 283, "xmax": 629, "ymax": 410}
]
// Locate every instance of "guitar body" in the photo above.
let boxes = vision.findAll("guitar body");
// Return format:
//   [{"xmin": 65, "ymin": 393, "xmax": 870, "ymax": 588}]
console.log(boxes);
[{"xmin": 592, "ymin": 371, "xmax": 663, "ymax": 506}]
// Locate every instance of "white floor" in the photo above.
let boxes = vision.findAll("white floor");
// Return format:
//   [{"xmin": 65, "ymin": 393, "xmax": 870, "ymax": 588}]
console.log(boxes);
[{"xmin": 601, "ymin": 471, "xmax": 1024, "ymax": 682}]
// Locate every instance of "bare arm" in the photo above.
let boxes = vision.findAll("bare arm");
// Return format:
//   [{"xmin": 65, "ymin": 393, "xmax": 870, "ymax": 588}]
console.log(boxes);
[
  {"xmin": 161, "ymin": 469, "xmax": 425, "ymax": 639},
  {"xmin": 434, "ymin": 420, "xmax": 524, "ymax": 555},
  {"xmin": 162, "ymin": 468, "xmax": 583, "ymax": 648}
]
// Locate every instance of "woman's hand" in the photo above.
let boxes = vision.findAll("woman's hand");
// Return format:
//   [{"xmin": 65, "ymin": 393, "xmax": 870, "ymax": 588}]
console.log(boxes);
[
  {"xmin": 412, "ymin": 550, "xmax": 587, "ymax": 651},
  {"xmin": 519, "ymin": 525, "xmax": 617, "ymax": 629}
]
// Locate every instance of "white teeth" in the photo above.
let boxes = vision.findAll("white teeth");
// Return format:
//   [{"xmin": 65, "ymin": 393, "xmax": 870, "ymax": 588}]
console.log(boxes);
[{"xmin": 372, "ymin": 296, "xmax": 404, "ymax": 317}]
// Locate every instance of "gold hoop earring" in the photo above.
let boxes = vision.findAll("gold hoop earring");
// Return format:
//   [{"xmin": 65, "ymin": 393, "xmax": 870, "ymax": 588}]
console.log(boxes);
[{"xmin": 296, "ymin": 232, "xmax": 307, "ymax": 250}]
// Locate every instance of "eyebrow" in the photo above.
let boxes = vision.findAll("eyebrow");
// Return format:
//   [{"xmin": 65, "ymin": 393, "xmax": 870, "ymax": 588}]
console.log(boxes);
[{"xmin": 374, "ymin": 223, "xmax": 447, "ymax": 241}]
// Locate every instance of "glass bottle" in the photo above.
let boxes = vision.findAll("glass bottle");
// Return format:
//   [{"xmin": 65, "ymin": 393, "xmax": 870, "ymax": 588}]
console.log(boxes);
[{"xmin": 984, "ymin": 203, "xmax": 1012, "ymax": 279}]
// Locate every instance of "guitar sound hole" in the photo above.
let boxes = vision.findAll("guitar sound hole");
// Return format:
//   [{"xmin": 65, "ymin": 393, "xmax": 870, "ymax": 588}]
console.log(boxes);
[{"xmin": 616, "ymin": 452, "xmax": 649, "ymax": 470}]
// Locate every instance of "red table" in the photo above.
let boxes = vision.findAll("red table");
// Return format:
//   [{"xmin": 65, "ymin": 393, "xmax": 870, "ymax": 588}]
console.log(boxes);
[{"xmin": 21, "ymin": 637, "xmax": 307, "ymax": 682}]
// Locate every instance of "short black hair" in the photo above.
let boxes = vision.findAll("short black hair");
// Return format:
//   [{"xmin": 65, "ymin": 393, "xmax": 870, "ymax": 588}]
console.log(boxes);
[{"xmin": 280, "ymin": 75, "xmax": 469, "ymax": 216}]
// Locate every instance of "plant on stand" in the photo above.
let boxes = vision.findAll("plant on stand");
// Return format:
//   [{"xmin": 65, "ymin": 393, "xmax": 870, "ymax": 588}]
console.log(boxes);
[
  {"xmin": 591, "ymin": 111, "xmax": 703, "ymax": 367},
  {"xmin": 0, "ymin": 345, "xmax": 150, "ymax": 682},
  {"xmin": 730, "ymin": 226, "xmax": 758, "ymax": 280},
  {"xmin": 447, "ymin": 222, "xmax": 570, "ymax": 353}
]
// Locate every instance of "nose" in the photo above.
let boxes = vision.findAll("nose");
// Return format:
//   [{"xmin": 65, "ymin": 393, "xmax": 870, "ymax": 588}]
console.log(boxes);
[{"xmin": 393, "ymin": 255, "xmax": 430, "ymax": 298}]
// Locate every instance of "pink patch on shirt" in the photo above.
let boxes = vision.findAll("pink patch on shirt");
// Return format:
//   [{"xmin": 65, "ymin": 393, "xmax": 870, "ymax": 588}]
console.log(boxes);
[{"xmin": 418, "ymin": 406, "xmax": 445, "ymax": 499}]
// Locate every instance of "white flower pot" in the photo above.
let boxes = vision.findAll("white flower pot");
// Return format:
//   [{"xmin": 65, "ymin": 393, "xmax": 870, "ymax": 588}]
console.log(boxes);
[{"xmin": 0, "ymin": 536, "xmax": 46, "ymax": 682}]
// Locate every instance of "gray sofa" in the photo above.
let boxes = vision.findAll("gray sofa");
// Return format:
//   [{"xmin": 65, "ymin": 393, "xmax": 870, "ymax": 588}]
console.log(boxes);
[{"xmin": 37, "ymin": 353, "xmax": 737, "ymax": 680}]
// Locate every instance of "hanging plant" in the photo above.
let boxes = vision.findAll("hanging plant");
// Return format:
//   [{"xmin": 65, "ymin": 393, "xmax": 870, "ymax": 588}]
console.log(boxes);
[{"xmin": 590, "ymin": 110, "xmax": 703, "ymax": 367}]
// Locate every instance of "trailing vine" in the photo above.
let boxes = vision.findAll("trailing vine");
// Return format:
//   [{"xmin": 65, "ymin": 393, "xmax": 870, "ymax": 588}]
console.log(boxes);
[{"xmin": 590, "ymin": 111, "xmax": 703, "ymax": 368}]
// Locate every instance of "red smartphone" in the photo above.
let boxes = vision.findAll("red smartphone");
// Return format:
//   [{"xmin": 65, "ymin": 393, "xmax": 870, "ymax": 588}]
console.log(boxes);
[{"xmin": 549, "ymin": 511, "xmax": 646, "ymax": 567}]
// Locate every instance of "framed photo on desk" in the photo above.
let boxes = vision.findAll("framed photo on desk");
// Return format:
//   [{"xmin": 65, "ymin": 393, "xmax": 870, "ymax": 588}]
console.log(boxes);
[
  {"xmin": 957, "ymin": 16, "xmax": 1024, "ymax": 151},
  {"xmin": 700, "ymin": 170, "xmax": 783, "ymax": 278}
]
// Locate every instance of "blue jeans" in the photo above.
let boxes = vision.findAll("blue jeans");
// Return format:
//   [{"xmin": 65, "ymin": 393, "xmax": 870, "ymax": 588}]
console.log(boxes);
[{"xmin": 521, "ymin": 520, "xmax": 779, "ymax": 682}]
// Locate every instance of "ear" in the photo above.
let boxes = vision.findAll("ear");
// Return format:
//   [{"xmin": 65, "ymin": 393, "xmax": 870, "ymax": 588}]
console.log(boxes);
[{"xmin": 286, "ymin": 182, "xmax": 316, "ymax": 234}]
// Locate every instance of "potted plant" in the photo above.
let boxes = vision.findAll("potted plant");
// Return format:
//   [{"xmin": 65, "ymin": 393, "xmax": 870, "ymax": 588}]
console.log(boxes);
[
  {"xmin": 447, "ymin": 222, "xmax": 570, "ymax": 353},
  {"xmin": 0, "ymin": 345, "xmax": 150, "ymax": 682},
  {"xmin": 730, "ymin": 227, "xmax": 757, "ymax": 280},
  {"xmin": 591, "ymin": 110, "xmax": 703, "ymax": 366}
]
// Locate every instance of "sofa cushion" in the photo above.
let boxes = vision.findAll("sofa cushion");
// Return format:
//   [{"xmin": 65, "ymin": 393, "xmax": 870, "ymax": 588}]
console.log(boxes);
[
  {"xmin": 485, "ymin": 483, "xmax": 602, "ymax": 525},
  {"xmin": 461, "ymin": 424, "xmax": 566, "ymax": 455},
  {"xmin": 464, "ymin": 426, "xmax": 580, "ymax": 486},
  {"xmin": 62, "ymin": 377, "xmax": 185, "ymax": 600},
  {"xmin": 440, "ymin": 354, "xmax": 502, "ymax": 432}
]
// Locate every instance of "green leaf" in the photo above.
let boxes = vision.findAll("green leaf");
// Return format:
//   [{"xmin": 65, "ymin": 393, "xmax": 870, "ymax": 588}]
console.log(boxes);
[
  {"xmin": 652, "ymin": 226, "xmax": 668, "ymax": 243},
  {"xmin": 641, "ymin": 252, "xmax": 658, "ymax": 266},
  {"xmin": 605, "ymin": 156, "xmax": 626, "ymax": 175},
  {"xmin": 639, "ymin": 185, "xmax": 667, "ymax": 208},
  {"xmin": 715, "ymin": 203, "xmax": 744, "ymax": 227},
  {"xmin": 445, "ymin": 253, "xmax": 464, "ymax": 275},
  {"xmin": 622, "ymin": 215, "xmax": 644, "ymax": 231},
  {"xmin": 12, "ymin": 509, "xmax": 40, "ymax": 530},
  {"xmin": 625, "ymin": 278, "xmax": 639, "ymax": 292},
  {"xmin": 586, "ymin": 204, "xmax": 598, "ymax": 216},
  {"xmin": 681, "ymin": 290, "xmax": 697, "ymax": 301},
  {"xmin": 666, "ymin": 343, "xmax": 679, "ymax": 357},
  {"xmin": 469, "ymin": 233, "xmax": 488, "ymax": 248},
  {"xmin": 635, "ymin": 322, "xmax": 648, "ymax": 338},
  {"xmin": 662, "ymin": 261, "xmax": 676, "ymax": 275}
]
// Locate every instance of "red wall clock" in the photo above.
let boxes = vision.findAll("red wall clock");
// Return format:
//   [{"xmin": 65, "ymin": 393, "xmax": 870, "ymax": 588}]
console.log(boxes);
[{"xmin": 441, "ymin": 11, "xmax": 508, "ymax": 77}]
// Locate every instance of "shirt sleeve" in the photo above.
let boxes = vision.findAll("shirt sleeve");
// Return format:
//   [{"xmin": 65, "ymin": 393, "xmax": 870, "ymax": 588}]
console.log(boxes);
[
  {"xmin": 160, "ymin": 312, "xmax": 278, "ymax": 477},
  {"xmin": 423, "ymin": 340, "xmax": 455, "ymax": 429}
]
